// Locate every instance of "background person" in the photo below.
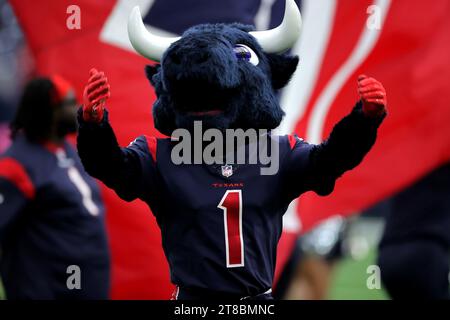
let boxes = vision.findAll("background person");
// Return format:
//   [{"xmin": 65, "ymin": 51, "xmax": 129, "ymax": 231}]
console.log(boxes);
[{"xmin": 0, "ymin": 76, "xmax": 110, "ymax": 299}]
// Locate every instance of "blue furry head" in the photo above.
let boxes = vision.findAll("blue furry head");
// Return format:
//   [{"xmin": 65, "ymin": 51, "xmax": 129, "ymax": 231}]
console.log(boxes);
[{"xmin": 145, "ymin": 23, "xmax": 299, "ymax": 135}]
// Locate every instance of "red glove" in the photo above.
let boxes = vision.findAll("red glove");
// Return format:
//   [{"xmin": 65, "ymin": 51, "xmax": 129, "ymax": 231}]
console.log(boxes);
[
  {"xmin": 357, "ymin": 74, "xmax": 387, "ymax": 118},
  {"xmin": 82, "ymin": 68, "xmax": 110, "ymax": 123}
]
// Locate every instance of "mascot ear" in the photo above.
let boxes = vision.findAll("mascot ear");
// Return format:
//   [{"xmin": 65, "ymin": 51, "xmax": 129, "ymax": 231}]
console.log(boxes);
[
  {"xmin": 145, "ymin": 64, "xmax": 161, "ymax": 87},
  {"xmin": 267, "ymin": 54, "xmax": 299, "ymax": 89}
]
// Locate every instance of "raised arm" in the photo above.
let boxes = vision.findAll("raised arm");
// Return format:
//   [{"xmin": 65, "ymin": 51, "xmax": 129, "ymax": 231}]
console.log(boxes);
[
  {"xmin": 77, "ymin": 69, "xmax": 154, "ymax": 202},
  {"xmin": 284, "ymin": 75, "xmax": 387, "ymax": 198}
]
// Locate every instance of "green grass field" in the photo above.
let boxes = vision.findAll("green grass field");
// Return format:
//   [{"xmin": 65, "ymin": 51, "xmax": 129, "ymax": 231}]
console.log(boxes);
[{"xmin": 328, "ymin": 249, "xmax": 388, "ymax": 300}]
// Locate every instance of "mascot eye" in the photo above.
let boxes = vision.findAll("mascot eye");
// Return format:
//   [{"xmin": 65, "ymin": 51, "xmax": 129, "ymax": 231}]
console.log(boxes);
[{"xmin": 233, "ymin": 44, "xmax": 259, "ymax": 66}]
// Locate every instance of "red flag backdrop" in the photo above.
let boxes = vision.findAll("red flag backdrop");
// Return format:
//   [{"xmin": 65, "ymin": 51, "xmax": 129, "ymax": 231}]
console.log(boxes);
[
  {"xmin": 10, "ymin": 0, "xmax": 450, "ymax": 298},
  {"xmin": 293, "ymin": 0, "xmax": 450, "ymax": 231}
]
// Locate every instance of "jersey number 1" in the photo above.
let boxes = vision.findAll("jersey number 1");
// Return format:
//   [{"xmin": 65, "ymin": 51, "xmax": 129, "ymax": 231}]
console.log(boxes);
[
  {"xmin": 67, "ymin": 167, "xmax": 100, "ymax": 217},
  {"xmin": 218, "ymin": 190, "xmax": 244, "ymax": 268}
]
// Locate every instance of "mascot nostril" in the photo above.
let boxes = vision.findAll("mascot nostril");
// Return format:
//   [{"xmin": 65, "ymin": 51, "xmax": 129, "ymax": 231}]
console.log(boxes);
[{"xmin": 78, "ymin": 0, "xmax": 387, "ymax": 300}]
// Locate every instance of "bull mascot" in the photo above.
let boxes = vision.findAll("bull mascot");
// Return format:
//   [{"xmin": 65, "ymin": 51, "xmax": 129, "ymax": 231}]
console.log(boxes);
[{"xmin": 77, "ymin": 0, "xmax": 387, "ymax": 300}]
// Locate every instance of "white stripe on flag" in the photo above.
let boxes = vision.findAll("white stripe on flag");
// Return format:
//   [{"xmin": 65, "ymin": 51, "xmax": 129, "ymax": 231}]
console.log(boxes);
[
  {"xmin": 306, "ymin": 0, "xmax": 391, "ymax": 144},
  {"xmin": 279, "ymin": 0, "xmax": 337, "ymax": 233},
  {"xmin": 276, "ymin": 0, "xmax": 337, "ymax": 136}
]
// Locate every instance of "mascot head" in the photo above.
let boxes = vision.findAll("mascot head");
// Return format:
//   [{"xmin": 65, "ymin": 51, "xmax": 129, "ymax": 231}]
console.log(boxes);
[{"xmin": 128, "ymin": 0, "xmax": 302, "ymax": 136}]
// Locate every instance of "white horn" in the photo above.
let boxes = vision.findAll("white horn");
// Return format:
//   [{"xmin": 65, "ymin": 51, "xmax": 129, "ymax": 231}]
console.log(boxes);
[
  {"xmin": 127, "ymin": 6, "xmax": 180, "ymax": 62},
  {"xmin": 250, "ymin": 0, "xmax": 302, "ymax": 53}
]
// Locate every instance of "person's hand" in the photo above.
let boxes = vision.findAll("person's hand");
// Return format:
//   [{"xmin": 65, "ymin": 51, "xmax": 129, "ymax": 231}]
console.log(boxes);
[
  {"xmin": 82, "ymin": 68, "xmax": 110, "ymax": 122},
  {"xmin": 358, "ymin": 75, "xmax": 387, "ymax": 117}
]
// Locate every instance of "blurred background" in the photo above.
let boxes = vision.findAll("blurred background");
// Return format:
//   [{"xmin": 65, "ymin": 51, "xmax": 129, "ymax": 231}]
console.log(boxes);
[{"xmin": 0, "ymin": 0, "xmax": 449, "ymax": 299}]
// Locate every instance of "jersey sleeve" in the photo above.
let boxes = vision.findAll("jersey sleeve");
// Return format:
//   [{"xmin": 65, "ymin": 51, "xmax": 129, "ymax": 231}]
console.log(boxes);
[
  {"xmin": 281, "ymin": 101, "xmax": 385, "ymax": 201},
  {"xmin": 280, "ymin": 136, "xmax": 328, "ymax": 200},
  {"xmin": 0, "ymin": 158, "xmax": 35, "ymax": 239},
  {"xmin": 121, "ymin": 135, "xmax": 158, "ymax": 202},
  {"xmin": 77, "ymin": 108, "xmax": 158, "ymax": 202}
]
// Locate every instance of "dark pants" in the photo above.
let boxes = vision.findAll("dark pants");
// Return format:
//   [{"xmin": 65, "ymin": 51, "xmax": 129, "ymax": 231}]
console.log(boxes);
[
  {"xmin": 378, "ymin": 163, "xmax": 450, "ymax": 300},
  {"xmin": 378, "ymin": 240, "xmax": 450, "ymax": 300}
]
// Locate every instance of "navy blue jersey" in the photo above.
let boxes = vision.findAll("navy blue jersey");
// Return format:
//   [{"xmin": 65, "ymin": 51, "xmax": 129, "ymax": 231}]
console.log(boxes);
[
  {"xmin": 77, "ymin": 102, "xmax": 384, "ymax": 297},
  {"xmin": 124, "ymin": 134, "xmax": 301, "ymax": 295},
  {"xmin": 0, "ymin": 134, "xmax": 110, "ymax": 299}
]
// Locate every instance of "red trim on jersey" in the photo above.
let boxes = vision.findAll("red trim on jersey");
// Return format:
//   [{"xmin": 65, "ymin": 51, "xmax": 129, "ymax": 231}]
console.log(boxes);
[
  {"xmin": 170, "ymin": 286, "xmax": 179, "ymax": 300},
  {"xmin": 0, "ymin": 157, "xmax": 35, "ymax": 199},
  {"xmin": 144, "ymin": 136, "xmax": 157, "ymax": 162},
  {"xmin": 42, "ymin": 141, "xmax": 64, "ymax": 153},
  {"xmin": 287, "ymin": 135, "xmax": 297, "ymax": 150},
  {"xmin": 50, "ymin": 74, "xmax": 73, "ymax": 104}
]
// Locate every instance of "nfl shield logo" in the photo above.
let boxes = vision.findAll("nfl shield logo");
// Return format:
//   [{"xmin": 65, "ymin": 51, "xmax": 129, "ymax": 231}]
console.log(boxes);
[{"xmin": 221, "ymin": 165, "xmax": 233, "ymax": 178}]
